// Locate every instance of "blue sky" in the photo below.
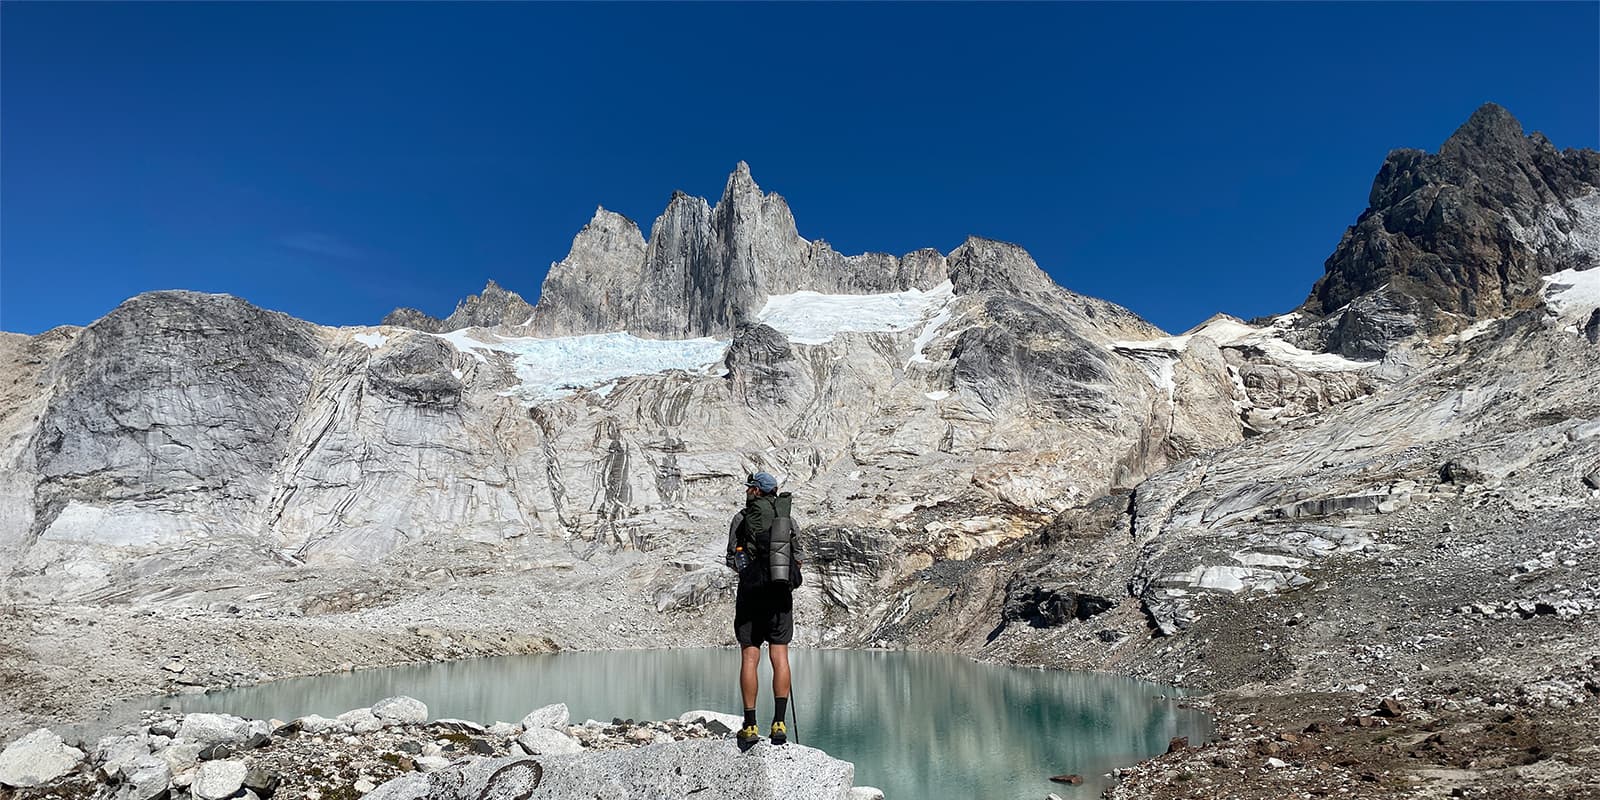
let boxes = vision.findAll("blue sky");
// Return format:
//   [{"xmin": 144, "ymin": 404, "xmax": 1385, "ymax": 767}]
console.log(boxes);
[{"xmin": 2, "ymin": 2, "xmax": 1596, "ymax": 336}]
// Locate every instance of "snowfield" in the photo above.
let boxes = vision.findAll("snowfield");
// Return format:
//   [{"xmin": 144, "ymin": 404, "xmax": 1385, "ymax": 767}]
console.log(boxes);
[
  {"xmin": 421, "ymin": 282, "xmax": 963, "ymax": 403},
  {"xmin": 758, "ymin": 281, "xmax": 956, "ymax": 346},
  {"xmin": 434, "ymin": 330, "xmax": 730, "ymax": 402},
  {"xmin": 1542, "ymin": 266, "xmax": 1600, "ymax": 327}
]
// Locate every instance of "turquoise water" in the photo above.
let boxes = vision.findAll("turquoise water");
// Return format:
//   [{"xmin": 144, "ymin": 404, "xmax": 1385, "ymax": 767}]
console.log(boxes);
[{"xmin": 157, "ymin": 648, "xmax": 1208, "ymax": 799}]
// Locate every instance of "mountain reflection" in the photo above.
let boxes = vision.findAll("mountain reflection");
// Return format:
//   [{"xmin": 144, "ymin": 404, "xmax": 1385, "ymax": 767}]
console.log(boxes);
[{"xmin": 162, "ymin": 648, "xmax": 1208, "ymax": 799}]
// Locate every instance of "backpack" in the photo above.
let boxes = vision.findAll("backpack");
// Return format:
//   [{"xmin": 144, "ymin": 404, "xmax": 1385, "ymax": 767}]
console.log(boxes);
[{"xmin": 741, "ymin": 493, "xmax": 803, "ymax": 589}]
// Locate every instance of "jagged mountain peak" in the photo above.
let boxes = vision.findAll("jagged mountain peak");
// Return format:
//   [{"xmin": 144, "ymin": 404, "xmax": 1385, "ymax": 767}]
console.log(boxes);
[
  {"xmin": 722, "ymin": 160, "xmax": 758, "ymax": 194},
  {"xmin": 393, "ymin": 166, "xmax": 1109, "ymax": 339},
  {"xmin": 1440, "ymin": 102, "xmax": 1526, "ymax": 159},
  {"xmin": 1299, "ymin": 103, "xmax": 1600, "ymax": 358}
]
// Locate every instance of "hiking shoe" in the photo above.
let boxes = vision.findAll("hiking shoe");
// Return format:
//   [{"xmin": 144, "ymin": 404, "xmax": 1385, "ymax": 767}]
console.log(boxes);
[
  {"xmin": 738, "ymin": 724, "xmax": 761, "ymax": 746},
  {"xmin": 769, "ymin": 721, "xmax": 788, "ymax": 745}
]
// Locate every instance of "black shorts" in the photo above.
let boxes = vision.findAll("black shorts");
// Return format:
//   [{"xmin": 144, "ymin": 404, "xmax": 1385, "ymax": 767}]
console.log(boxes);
[{"xmin": 734, "ymin": 582, "xmax": 793, "ymax": 646}]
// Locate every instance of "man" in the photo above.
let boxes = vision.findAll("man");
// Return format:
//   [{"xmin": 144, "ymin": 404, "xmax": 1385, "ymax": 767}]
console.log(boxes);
[{"xmin": 726, "ymin": 471, "xmax": 801, "ymax": 746}]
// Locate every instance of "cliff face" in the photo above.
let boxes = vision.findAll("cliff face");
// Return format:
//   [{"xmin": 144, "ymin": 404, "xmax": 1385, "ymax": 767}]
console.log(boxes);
[{"xmin": 1300, "ymin": 103, "xmax": 1600, "ymax": 357}]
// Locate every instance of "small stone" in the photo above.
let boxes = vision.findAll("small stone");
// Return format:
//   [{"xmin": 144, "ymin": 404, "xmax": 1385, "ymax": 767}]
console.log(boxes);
[
  {"xmin": 158, "ymin": 742, "xmax": 203, "ymax": 774},
  {"xmin": 415, "ymin": 755, "xmax": 450, "ymax": 772},
  {"xmin": 487, "ymin": 722, "xmax": 521, "ymax": 737},
  {"xmin": 849, "ymin": 789, "xmax": 887, "ymax": 800},
  {"xmin": 520, "ymin": 703, "xmax": 570, "ymax": 731},
  {"xmin": 338, "ymin": 708, "xmax": 383, "ymax": 734},
  {"xmin": 1166, "ymin": 736, "xmax": 1189, "ymax": 754},
  {"xmin": 1049, "ymin": 773, "xmax": 1084, "ymax": 785},
  {"xmin": 371, "ymin": 696, "xmax": 428, "ymax": 726},
  {"xmin": 431, "ymin": 719, "xmax": 486, "ymax": 735},
  {"xmin": 197, "ymin": 742, "xmax": 234, "ymax": 760},
  {"xmin": 243, "ymin": 765, "xmax": 280, "ymax": 795},
  {"xmin": 163, "ymin": 661, "xmax": 187, "ymax": 674},
  {"xmin": 517, "ymin": 727, "xmax": 582, "ymax": 756},
  {"xmin": 677, "ymin": 710, "xmax": 742, "ymax": 735},
  {"xmin": 176, "ymin": 713, "xmax": 255, "ymax": 747},
  {"xmin": 1266, "ymin": 757, "xmax": 1289, "ymax": 769},
  {"xmin": 192, "ymin": 759, "xmax": 248, "ymax": 800},
  {"xmin": 294, "ymin": 715, "xmax": 348, "ymax": 735},
  {"xmin": 354, "ymin": 777, "xmax": 376, "ymax": 793},
  {"xmin": 122, "ymin": 756, "xmax": 171, "ymax": 800},
  {"xmin": 1376, "ymin": 697, "xmax": 1406, "ymax": 717}
]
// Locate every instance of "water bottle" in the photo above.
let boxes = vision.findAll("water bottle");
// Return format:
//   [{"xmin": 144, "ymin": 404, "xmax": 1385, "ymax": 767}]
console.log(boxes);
[{"xmin": 733, "ymin": 546, "xmax": 749, "ymax": 571}]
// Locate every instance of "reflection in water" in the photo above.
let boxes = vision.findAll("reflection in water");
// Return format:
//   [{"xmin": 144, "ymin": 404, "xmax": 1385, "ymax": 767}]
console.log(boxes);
[{"xmin": 160, "ymin": 649, "xmax": 1208, "ymax": 800}]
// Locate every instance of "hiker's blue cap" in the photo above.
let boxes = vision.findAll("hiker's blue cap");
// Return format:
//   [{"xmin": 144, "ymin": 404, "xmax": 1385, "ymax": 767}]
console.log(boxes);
[{"xmin": 745, "ymin": 472, "xmax": 778, "ymax": 493}]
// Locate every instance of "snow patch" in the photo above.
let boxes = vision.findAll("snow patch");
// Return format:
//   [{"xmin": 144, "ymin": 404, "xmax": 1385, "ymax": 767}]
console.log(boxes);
[
  {"xmin": 1444, "ymin": 319, "xmax": 1498, "ymax": 345},
  {"xmin": 1541, "ymin": 267, "xmax": 1600, "ymax": 324},
  {"xmin": 759, "ymin": 282, "xmax": 955, "ymax": 346},
  {"xmin": 924, "ymin": 391, "xmax": 950, "ymax": 401},
  {"xmin": 910, "ymin": 300, "xmax": 956, "ymax": 365},
  {"xmin": 353, "ymin": 332, "xmax": 387, "ymax": 350},
  {"xmin": 1111, "ymin": 314, "xmax": 1376, "ymax": 379},
  {"xmin": 432, "ymin": 330, "xmax": 729, "ymax": 403}
]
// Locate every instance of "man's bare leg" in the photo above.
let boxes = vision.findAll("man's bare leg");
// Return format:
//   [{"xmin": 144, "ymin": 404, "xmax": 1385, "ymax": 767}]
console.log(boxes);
[
  {"xmin": 740, "ymin": 645, "xmax": 761, "ymax": 712},
  {"xmin": 769, "ymin": 643, "xmax": 791, "ymax": 700}
]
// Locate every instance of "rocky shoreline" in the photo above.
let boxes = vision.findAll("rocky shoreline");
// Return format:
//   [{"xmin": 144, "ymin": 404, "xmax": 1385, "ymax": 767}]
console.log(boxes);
[{"xmin": 0, "ymin": 696, "xmax": 878, "ymax": 800}]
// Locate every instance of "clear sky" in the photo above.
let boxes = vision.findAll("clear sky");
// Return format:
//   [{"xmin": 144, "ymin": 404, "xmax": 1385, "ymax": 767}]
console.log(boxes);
[{"xmin": 2, "ymin": 2, "xmax": 1596, "ymax": 336}]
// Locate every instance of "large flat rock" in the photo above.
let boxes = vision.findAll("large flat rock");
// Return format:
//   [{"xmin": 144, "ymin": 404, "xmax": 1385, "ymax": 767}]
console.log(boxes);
[{"xmin": 367, "ymin": 738, "xmax": 854, "ymax": 800}]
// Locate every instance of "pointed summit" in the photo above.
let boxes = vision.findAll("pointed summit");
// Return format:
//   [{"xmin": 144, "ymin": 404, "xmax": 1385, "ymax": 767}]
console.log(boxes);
[
  {"xmin": 719, "ymin": 161, "xmax": 761, "ymax": 205},
  {"xmin": 1440, "ymin": 102, "xmax": 1526, "ymax": 160}
]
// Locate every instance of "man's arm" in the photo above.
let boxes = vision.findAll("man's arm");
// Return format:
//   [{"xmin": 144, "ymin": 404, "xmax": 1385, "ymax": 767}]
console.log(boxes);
[{"xmin": 725, "ymin": 511, "xmax": 745, "ymax": 570}]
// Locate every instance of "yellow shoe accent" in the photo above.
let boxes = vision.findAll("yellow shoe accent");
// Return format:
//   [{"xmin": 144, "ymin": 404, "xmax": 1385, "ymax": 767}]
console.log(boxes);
[
  {"xmin": 738, "ymin": 724, "xmax": 761, "ymax": 744},
  {"xmin": 769, "ymin": 721, "xmax": 788, "ymax": 744}
]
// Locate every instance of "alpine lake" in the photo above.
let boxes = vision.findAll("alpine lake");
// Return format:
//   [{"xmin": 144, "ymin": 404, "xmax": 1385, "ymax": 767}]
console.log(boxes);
[{"xmin": 156, "ymin": 648, "xmax": 1210, "ymax": 799}]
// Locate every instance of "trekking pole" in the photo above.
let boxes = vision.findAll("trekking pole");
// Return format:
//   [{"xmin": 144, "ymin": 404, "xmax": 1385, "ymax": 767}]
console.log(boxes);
[{"xmin": 791, "ymin": 684, "xmax": 800, "ymax": 745}]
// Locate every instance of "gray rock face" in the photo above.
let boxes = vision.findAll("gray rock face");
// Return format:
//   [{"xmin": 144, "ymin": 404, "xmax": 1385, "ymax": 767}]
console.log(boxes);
[
  {"xmin": 526, "ymin": 208, "xmax": 648, "ymax": 336},
  {"xmin": 1301, "ymin": 103, "xmax": 1600, "ymax": 356},
  {"xmin": 22, "ymin": 291, "xmax": 322, "ymax": 593},
  {"xmin": 0, "ymin": 728, "xmax": 83, "ymax": 787},
  {"xmin": 366, "ymin": 334, "xmax": 464, "ymax": 407},
  {"xmin": 381, "ymin": 306, "xmax": 445, "ymax": 333},
  {"xmin": 385, "ymin": 280, "xmax": 537, "ymax": 334}
]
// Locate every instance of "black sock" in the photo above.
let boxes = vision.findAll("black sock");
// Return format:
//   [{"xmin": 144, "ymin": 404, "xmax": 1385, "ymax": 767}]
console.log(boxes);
[
  {"xmin": 773, "ymin": 697, "xmax": 788, "ymax": 723},
  {"xmin": 743, "ymin": 708, "xmax": 756, "ymax": 727}
]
